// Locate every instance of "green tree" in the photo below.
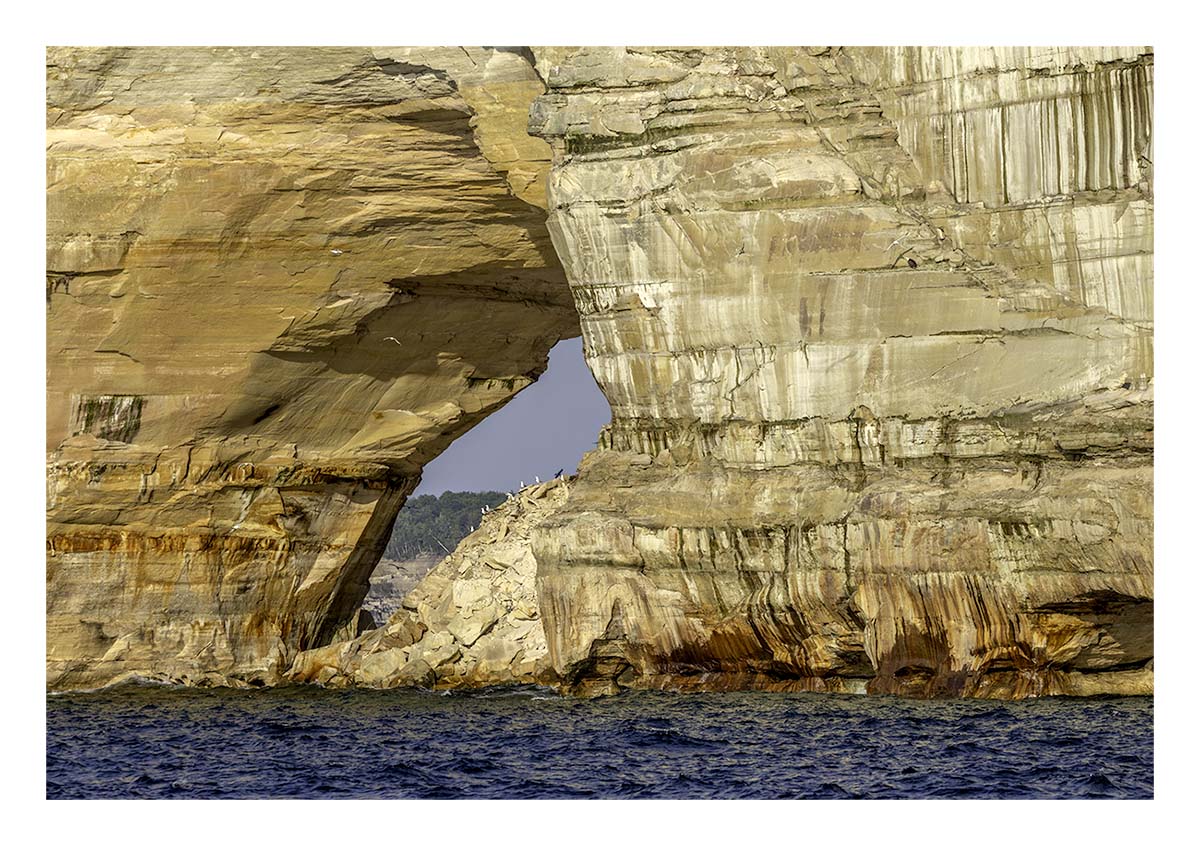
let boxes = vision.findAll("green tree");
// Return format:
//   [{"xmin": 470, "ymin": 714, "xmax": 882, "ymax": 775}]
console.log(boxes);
[{"xmin": 384, "ymin": 490, "xmax": 507, "ymax": 560}]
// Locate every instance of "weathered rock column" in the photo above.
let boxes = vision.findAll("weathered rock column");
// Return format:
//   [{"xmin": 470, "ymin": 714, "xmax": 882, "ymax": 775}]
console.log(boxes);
[{"xmin": 529, "ymin": 47, "xmax": 1153, "ymax": 697}]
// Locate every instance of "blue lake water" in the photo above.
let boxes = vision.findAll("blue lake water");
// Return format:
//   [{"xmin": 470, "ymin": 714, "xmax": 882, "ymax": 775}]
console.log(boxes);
[{"xmin": 46, "ymin": 685, "xmax": 1152, "ymax": 799}]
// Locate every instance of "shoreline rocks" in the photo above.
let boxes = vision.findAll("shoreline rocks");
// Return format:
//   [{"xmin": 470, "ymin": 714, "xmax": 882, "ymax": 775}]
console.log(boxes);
[{"xmin": 286, "ymin": 478, "xmax": 569, "ymax": 690}]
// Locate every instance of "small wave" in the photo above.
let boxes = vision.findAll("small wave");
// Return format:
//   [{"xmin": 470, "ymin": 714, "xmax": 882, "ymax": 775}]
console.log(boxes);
[
  {"xmin": 455, "ymin": 757, "xmax": 499, "ymax": 775},
  {"xmin": 435, "ymin": 684, "xmax": 560, "ymax": 700},
  {"xmin": 811, "ymin": 782, "xmax": 860, "ymax": 799},
  {"xmin": 48, "ymin": 674, "xmax": 184, "ymax": 696},
  {"xmin": 258, "ymin": 720, "xmax": 311, "ymax": 737}
]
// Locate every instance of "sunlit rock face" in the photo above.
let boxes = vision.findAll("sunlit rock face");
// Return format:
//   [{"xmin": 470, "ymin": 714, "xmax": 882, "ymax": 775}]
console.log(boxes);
[
  {"xmin": 46, "ymin": 46, "xmax": 1154, "ymax": 700},
  {"xmin": 529, "ymin": 47, "xmax": 1153, "ymax": 698},
  {"xmin": 45, "ymin": 47, "xmax": 578, "ymax": 689}
]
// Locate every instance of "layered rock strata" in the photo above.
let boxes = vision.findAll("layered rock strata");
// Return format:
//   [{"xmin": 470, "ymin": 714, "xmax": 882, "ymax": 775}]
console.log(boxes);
[
  {"xmin": 288, "ymin": 478, "xmax": 566, "ymax": 689},
  {"xmin": 46, "ymin": 46, "xmax": 1154, "ymax": 700},
  {"xmin": 46, "ymin": 47, "xmax": 577, "ymax": 689},
  {"xmin": 529, "ymin": 47, "xmax": 1153, "ymax": 697}
]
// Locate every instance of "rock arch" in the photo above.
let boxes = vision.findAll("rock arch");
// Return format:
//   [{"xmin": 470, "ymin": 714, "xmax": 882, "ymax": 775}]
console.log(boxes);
[
  {"xmin": 46, "ymin": 46, "xmax": 579, "ymax": 688},
  {"xmin": 47, "ymin": 46, "xmax": 1154, "ymax": 698}
]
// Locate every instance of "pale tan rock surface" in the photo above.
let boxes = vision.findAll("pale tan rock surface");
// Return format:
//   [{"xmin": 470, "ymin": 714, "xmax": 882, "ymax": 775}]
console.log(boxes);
[
  {"xmin": 46, "ymin": 47, "xmax": 577, "ymax": 689},
  {"xmin": 287, "ymin": 478, "xmax": 568, "ymax": 689},
  {"xmin": 528, "ymin": 47, "xmax": 1153, "ymax": 697},
  {"xmin": 47, "ymin": 47, "xmax": 1153, "ymax": 700}
]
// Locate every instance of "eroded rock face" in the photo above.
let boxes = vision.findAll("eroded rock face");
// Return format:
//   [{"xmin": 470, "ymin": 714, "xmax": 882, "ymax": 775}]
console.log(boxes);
[
  {"xmin": 529, "ymin": 47, "xmax": 1153, "ymax": 697},
  {"xmin": 288, "ymin": 478, "xmax": 568, "ymax": 689},
  {"xmin": 47, "ymin": 46, "xmax": 1154, "ymax": 700},
  {"xmin": 46, "ymin": 47, "xmax": 578, "ymax": 689}
]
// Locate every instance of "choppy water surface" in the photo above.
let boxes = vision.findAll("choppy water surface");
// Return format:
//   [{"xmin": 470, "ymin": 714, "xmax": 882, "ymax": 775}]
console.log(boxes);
[{"xmin": 46, "ymin": 686, "xmax": 1152, "ymax": 799}]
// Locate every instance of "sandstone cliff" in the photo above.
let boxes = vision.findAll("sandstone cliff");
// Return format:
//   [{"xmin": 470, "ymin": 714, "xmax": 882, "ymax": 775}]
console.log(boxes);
[
  {"xmin": 529, "ymin": 47, "xmax": 1153, "ymax": 697},
  {"xmin": 46, "ymin": 46, "xmax": 1153, "ymax": 699},
  {"xmin": 46, "ymin": 47, "xmax": 577, "ymax": 689}
]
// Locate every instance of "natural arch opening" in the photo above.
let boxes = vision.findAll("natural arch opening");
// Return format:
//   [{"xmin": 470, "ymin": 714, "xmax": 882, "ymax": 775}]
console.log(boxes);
[
  {"xmin": 360, "ymin": 336, "xmax": 611, "ymax": 625},
  {"xmin": 45, "ymin": 44, "xmax": 590, "ymax": 690}
]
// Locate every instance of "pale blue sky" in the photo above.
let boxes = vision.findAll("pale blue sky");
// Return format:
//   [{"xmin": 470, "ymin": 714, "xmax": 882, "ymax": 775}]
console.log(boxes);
[{"xmin": 412, "ymin": 337, "xmax": 611, "ymax": 495}]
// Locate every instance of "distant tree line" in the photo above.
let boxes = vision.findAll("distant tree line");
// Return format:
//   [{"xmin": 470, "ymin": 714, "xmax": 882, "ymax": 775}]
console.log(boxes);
[{"xmin": 384, "ymin": 490, "xmax": 508, "ymax": 560}]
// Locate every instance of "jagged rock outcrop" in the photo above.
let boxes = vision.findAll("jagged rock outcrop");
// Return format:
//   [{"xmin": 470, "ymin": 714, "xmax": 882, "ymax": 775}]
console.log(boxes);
[
  {"xmin": 361, "ymin": 554, "xmax": 442, "ymax": 624},
  {"xmin": 528, "ymin": 47, "xmax": 1153, "ymax": 697},
  {"xmin": 46, "ymin": 47, "xmax": 577, "ymax": 689},
  {"xmin": 288, "ymin": 478, "xmax": 567, "ymax": 689}
]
